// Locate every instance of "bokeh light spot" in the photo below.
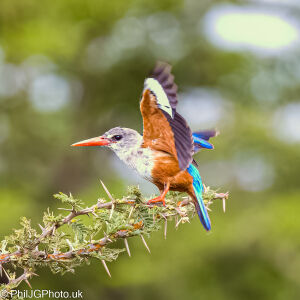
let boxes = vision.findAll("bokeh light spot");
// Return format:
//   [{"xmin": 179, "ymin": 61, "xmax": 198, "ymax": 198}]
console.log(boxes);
[
  {"xmin": 178, "ymin": 88, "xmax": 233, "ymax": 129},
  {"xmin": 234, "ymin": 155, "xmax": 275, "ymax": 192},
  {"xmin": 273, "ymin": 103, "xmax": 300, "ymax": 143},
  {"xmin": 29, "ymin": 74, "xmax": 71, "ymax": 112},
  {"xmin": 203, "ymin": 4, "xmax": 300, "ymax": 56}
]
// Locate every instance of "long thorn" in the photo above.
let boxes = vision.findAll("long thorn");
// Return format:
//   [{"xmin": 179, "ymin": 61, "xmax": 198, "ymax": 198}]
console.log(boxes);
[
  {"xmin": 128, "ymin": 206, "xmax": 134, "ymax": 219},
  {"xmin": 66, "ymin": 239, "xmax": 74, "ymax": 251},
  {"xmin": 141, "ymin": 235, "xmax": 151, "ymax": 254},
  {"xmin": 25, "ymin": 279, "xmax": 32, "ymax": 289},
  {"xmin": 100, "ymin": 180, "xmax": 115, "ymax": 220},
  {"xmin": 223, "ymin": 198, "xmax": 226, "ymax": 213},
  {"xmin": 57, "ymin": 208, "xmax": 73, "ymax": 211},
  {"xmin": 109, "ymin": 203, "xmax": 114, "ymax": 220},
  {"xmin": 3, "ymin": 267, "xmax": 9, "ymax": 280},
  {"xmin": 100, "ymin": 180, "xmax": 114, "ymax": 202},
  {"xmin": 101, "ymin": 260, "xmax": 111, "ymax": 278},
  {"xmin": 164, "ymin": 220, "xmax": 167, "ymax": 240},
  {"xmin": 175, "ymin": 218, "xmax": 182, "ymax": 228},
  {"xmin": 124, "ymin": 238, "xmax": 131, "ymax": 257}
]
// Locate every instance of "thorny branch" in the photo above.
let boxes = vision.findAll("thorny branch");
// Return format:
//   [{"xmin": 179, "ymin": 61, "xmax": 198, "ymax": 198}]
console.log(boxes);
[{"xmin": 0, "ymin": 181, "xmax": 228, "ymax": 298}]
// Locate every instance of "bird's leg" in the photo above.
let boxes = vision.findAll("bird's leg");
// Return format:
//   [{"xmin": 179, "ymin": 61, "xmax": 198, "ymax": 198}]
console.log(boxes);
[{"xmin": 147, "ymin": 182, "xmax": 170, "ymax": 206}]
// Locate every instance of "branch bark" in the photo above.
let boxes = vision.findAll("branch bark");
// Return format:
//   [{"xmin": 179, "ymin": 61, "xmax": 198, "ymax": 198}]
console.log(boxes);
[{"xmin": 0, "ymin": 183, "xmax": 228, "ymax": 297}]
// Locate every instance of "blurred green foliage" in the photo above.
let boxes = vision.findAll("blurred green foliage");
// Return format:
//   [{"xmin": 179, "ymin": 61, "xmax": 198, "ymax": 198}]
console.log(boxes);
[{"xmin": 0, "ymin": 0, "xmax": 300, "ymax": 299}]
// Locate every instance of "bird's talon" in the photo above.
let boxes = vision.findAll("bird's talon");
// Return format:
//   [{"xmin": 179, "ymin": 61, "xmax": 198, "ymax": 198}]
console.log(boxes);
[{"xmin": 146, "ymin": 197, "xmax": 166, "ymax": 206}]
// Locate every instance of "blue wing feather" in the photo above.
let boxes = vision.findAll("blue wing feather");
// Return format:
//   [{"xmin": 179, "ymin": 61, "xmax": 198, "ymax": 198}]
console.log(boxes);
[
  {"xmin": 193, "ymin": 135, "xmax": 214, "ymax": 149},
  {"xmin": 192, "ymin": 130, "xmax": 217, "ymax": 151},
  {"xmin": 187, "ymin": 164, "xmax": 211, "ymax": 231}
]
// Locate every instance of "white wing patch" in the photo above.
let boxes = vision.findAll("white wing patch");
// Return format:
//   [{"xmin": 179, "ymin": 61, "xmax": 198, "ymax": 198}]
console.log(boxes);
[{"xmin": 144, "ymin": 78, "xmax": 173, "ymax": 118}]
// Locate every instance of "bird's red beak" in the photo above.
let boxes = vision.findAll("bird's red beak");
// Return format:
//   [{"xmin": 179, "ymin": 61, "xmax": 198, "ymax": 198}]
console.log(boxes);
[{"xmin": 71, "ymin": 136, "xmax": 111, "ymax": 147}]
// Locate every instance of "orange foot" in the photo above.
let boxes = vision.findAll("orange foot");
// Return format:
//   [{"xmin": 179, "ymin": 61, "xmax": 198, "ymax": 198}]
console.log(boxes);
[
  {"xmin": 147, "ymin": 182, "xmax": 170, "ymax": 207},
  {"xmin": 147, "ymin": 195, "xmax": 166, "ymax": 206}
]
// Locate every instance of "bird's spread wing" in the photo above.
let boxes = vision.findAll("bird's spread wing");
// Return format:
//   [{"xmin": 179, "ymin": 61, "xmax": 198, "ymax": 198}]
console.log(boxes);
[{"xmin": 140, "ymin": 62, "xmax": 194, "ymax": 170}]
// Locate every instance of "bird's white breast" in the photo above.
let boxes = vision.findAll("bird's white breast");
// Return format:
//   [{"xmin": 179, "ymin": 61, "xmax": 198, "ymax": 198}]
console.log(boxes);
[{"xmin": 114, "ymin": 146, "xmax": 154, "ymax": 182}]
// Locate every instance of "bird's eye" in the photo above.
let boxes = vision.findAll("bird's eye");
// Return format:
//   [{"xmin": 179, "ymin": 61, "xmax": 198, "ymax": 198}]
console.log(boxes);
[{"xmin": 113, "ymin": 135, "xmax": 123, "ymax": 141}]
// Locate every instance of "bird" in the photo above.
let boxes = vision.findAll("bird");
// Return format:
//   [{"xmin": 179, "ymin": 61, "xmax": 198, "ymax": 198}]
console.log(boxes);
[{"xmin": 72, "ymin": 63, "xmax": 217, "ymax": 231}]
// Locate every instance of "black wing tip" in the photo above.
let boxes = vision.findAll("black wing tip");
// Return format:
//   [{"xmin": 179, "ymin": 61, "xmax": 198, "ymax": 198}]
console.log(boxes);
[
  {"xmin": 151, "ymin": 62, "xmax": 175, "ymax": 83},
  {"xmin": 151, "ymin": 61, "xmax": 171, "ymax": 73},
  {"xmin": 193, "ymin": 130, "xmax": 220, "ymax": 145},
  {"xmin": 149, "ymin": 62, "xmax": 178, "ymax": 110},
  {"xmin": 193, "ymin": 129, "xmax": 219, "ymax": 137}
]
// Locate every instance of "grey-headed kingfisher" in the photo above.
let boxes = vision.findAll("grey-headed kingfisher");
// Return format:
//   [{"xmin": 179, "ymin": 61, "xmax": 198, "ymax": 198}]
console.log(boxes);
[{"xmin": 72, "ymin": 63, "xmax": 217, "ymax": 231}]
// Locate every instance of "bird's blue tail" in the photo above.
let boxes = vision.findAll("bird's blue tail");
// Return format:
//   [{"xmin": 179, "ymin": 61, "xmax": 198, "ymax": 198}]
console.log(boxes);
[{"xmin": 187, "ymin": 164, "xmax": 211, "ymax": 231}]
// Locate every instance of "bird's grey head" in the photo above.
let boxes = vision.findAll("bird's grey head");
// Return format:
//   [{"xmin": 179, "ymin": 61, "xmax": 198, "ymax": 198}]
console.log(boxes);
[
  {"xmin": 102, "ymin": 127, "xmax": 142, "ymax": 153},
  {"xmin": 71, "ymin": 127, "xmax": 142, "ymax": 157}
]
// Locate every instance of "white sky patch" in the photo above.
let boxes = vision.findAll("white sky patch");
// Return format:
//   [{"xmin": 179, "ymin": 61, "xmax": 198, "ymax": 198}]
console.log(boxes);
[
  {"xmin": 29, "ymin": 73, "xmax": 70, "ymax": 112},
  {"xmin": 202, "ymin": 4, "xmax": 300, "ymax": 56},
  {"xmin": 250, "ymin": 0, "xmax": 300, "ymax": 7},
  {"xmin": 199, "ymin": 153, "xmax": 275, "ymax": 192},
  {"xmin": 178, "ymin": 88, "xmax": 233, "ymax": 129},
  {"xmin": 273, "ymin": 103, "xmax": 300, "ymax": 143},
  {"xmin": 233, "ymin": 155, "xmax": 275, "ymax": 192},
  {"xmin": 199, "ymin": 154, "xmax": 275, "ymax": 192}
]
